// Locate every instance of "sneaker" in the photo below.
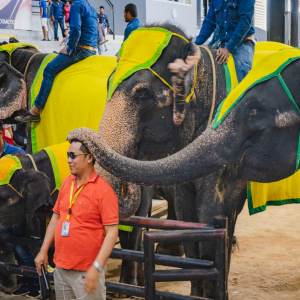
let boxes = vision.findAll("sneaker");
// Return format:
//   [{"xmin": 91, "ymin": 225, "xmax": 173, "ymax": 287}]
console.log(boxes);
[
  {"xmin": 54, "ymin": 39, "xmax": 58, "ymax": 41},
  {"xmin": 12, "ymin": 282, "xmax": 30, "ymax": 296},
  {"xmin": 26, "ymin": 283, "xmax": 41, "ymax": 298},
  {"xmin": 105, "ymin": 48, "xmax": 108, "ymax": 51},
  {"xmin": 41, "ymin": 39, "xmax": 47, "ymax": 41},
  {"xmin": 15, "ymin": 111, "xmax": 40, "ymax": 123}
]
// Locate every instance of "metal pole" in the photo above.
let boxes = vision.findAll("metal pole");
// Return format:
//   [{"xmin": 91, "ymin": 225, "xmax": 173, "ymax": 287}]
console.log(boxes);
[
  {"xmin": 291, "ymin": 0, "xmax": 299, "ymax": 47},
  {"xmin": 144, "ymin": 233, "xmax": 156, "ymax": 300},
  {"xmin": 267, "ymin": 0, "xmax": 285, "ymax": 43}
]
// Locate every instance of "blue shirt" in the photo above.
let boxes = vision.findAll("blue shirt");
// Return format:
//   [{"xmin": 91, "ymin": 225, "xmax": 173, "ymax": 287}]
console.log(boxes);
[
  {"xmin": 195, "ymin": 0, "xmax": 255, "ymax": 52},
  {"xmin": 67, "ymin": 0, "xmax": 98, "ymax": 54},
  {"xmin": 51, "ymin": 1, "xmax": 64, "ymax": 19},
  {"xmin": 40, "ymin": 0, "xmax": 47, "ymax": 18},
  {"xmin": 98, "ymin": 12, "xmax": 110, "ymax": 29},
  {"xmin": 124, "ymin": 18, "xmax": 143, "ymax": 42},
  {"xmin": 0, "ymin": 141, "xmax": 25, "ymax": 158}
]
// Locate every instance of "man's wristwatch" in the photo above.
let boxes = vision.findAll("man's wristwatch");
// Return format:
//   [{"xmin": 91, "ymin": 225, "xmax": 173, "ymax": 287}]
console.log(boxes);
[{"xmin": 93, "ymin": 261, "xmax": 103, "ymax": 273}]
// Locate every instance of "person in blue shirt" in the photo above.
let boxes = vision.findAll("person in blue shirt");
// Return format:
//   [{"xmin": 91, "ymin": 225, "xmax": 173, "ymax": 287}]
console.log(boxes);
[
  {"xmin": 98, "ymin": 6, "xmax": 110, "ymax": 51},
  {"xmin": 51, "ymin": 0, "xmax": 65, "ymax": 41},
  {"xmin": 0, "ymin": 122, "xmax": 25, "ymax": 158},
  {"xmin": 39, "ymin": 0, "xmax": 48, "ymax": 41},
  {"xmin": 123, "ymin": 3, "xmax": 143, "ymax": 42},
  {"xmin": 195, "ymin": 0, "xmax": 255, "ymax": 83},
  {"xmin": 16, "ymin": 0, "xmax": 98, "ymax": 123}
]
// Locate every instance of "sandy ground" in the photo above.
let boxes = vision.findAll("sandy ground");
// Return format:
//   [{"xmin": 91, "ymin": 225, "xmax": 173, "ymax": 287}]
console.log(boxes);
[{"xmin": 1, "ymin": 202, "xmax": 300, "ymax": 299}]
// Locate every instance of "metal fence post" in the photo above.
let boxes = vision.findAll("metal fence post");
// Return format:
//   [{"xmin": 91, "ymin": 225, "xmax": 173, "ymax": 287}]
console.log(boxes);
[
  {"xmin": 144, "ymin": 233, "xmax": 155, "ymax": 300},
  {"xmin": 213, "ymin": 216, "xmax": 228, "ymax": 300}
]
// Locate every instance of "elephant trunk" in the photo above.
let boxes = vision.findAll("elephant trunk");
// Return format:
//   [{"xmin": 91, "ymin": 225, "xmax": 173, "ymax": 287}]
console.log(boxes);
[{"xmin": 68, "ymin": 120, "xmax": 236, "ymax": 186}]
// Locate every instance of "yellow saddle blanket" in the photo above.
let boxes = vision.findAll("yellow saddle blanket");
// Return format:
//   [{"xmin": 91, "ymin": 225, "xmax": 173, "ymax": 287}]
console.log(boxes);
[
  {"xmin": 218, "ymin": 42, "xmax": 300, "ymax": 215},
  {"xmin": 31, "ymin": 55, "xmax": 117, "ymax": 153}
]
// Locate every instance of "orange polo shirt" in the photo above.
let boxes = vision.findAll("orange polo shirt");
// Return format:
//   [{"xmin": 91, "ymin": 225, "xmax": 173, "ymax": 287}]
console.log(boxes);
[{"xmin": 53, "ymin": 169, "xmax": 119, "ymax": 271}]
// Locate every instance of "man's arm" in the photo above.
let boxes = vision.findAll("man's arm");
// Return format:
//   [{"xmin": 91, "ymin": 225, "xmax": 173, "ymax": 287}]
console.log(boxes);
[
  {"xmin": 51, "ymin": 3, "xmax": 55, "ymax": 21},
  {"xmin": 195, "ymin": 3, "xmax": 216, "ymax": 45},
  {"xmin": 67, "ymin": 2, "xmax": 82, "ymax": 55},
  {"xmin": 225, "ymin": 0, "xmax": 255, "ymax": 52},
  {"xmin": 40, "ymin": 3, "xmax": 43, "ymax": 18},
  {"xmin": 35, "ymin": 213, "xmax": 60, "ymax": 275},
  {"xmin": 84, "ymin": 225, "xmax": 118, "ymax": 294},
  {"xmin": 106, "ymin": 14, "xmax": 110, "ymax": 31}
]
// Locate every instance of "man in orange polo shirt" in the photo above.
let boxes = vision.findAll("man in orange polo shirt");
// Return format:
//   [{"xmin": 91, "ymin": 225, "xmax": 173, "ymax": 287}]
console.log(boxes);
[{"xmin": 35, "ymin": 139, "xmax": 119, "ymax": 299}]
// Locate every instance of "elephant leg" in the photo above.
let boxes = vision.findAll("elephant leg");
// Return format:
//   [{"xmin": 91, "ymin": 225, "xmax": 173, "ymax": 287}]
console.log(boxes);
[
  {"xmin": 119, "ymin": 186, "xmax": 153, "ymax": 287},
  {"xmin": 174, "ymin": 184, "xmax": 203, "ymax": 296},
  {"xmin": 155, "ymin": 187, "xmax": 184, "ymax": 257},
  {"xmin": 0, "ymin": 241, "xmax": 16, "ymax": 290},
  {"xmin": 195, "ymin": 173, "xmax": 247, "ymax": 299}
]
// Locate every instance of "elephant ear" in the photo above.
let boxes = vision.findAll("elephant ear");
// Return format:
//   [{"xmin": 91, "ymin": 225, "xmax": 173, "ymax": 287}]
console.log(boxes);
[
  {"xmin": 0, "ymin": 62, "xmax": 27, "ymax": 120},
  {"xmin": 168, "ymin": 43, "xmax": 201, "ymax": 126},
  {"xmin": 20, "ymin": 170, "xmax": 52, "ymax": 214}
]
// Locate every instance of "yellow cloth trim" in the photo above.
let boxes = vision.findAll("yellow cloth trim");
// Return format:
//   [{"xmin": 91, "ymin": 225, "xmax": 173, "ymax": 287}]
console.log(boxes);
[
  {"xmin": 0, "ymin": 155, "xmax": 22, "ymax": 185},
  {"xmin": 67, "ymin": 181, "xmax": 87, "ymax": 220},
  {"xmin": 248, "ymin": 169, "xmax": 300, "ymax": 215},
  {"xmin": 31, "ymin": 55, "xmax": 117, "ymax": 153},
  {"xmin": 44, "ymin": 141, "xmax": 70, "ymax": 191},
  {"xmin": 108, "ymin": 27, "xmax": 173, "ymax": 100},
  {"xmin": 186, "ymin": 64, "xmax": 198, "ymax": 103},
  {"xmin": 0, "ymin": 43, "xmax": 38, "ymax": 64},
  {"xmin": 148, "ymin": 68, "xmax": 174, "ymax": 91},
  {"xmin": 214, "ymin": 45, "xmax": 300, "ymax": 126}
]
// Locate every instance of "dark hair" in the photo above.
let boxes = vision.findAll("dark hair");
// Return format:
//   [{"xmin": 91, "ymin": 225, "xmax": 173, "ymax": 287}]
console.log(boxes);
[
  {"xmin": 125, "ymin": 3, "xmax": 137, "ymax": 17},
  {"xmin": 100, "ymin": 5, "xmax": 104, "ymax": 9},
  {"xmin": 0, "ymin": 121, "xmax": 3, "ymax": 132},
  {"xmin": 70, "ymin": 138, "xmax": 95, "ymax": 164},
  {"xmin": 64, "ymin": 28, "xmax": 69, "ymax": 32}
]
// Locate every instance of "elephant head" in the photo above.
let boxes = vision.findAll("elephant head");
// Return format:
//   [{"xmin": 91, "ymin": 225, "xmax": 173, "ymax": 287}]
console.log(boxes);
[
  {"xmin": 0, "ymin": 62, "xmax": 27, "ymax": 121},
  {"xmin": 68, "ymin": 55, "xmax": 300, "ymax": 187},
  {"xmin": 0, "ymin": 165, "xmax": 51, "ymax": 227},
  {"xmin": 96, "ymin": 24, "xmax": 200, "ymax": 218}
]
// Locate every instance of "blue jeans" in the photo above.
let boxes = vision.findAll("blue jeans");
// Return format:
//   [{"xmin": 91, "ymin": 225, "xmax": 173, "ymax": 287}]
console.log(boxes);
[
  {"xmin": 98, "ymin": 39, "xmax": 104, "ymax": 55},
  {"xmin": 230, "ymin": 41, "xmax": 255, "ymax": 82},
  {"xmin": 54, "ymin": 18, "xmax": 65, "ymax": 40},
  {"xmin": 34, "ymin": 47, "xmax": 96, "ymax": 109},
  {"xmin": 0, "ymin": 219, "xmax": 37, "ymax": 284}
]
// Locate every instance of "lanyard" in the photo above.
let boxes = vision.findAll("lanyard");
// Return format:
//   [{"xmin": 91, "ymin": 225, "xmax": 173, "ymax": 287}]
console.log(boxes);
[{"xmin": 67, "ymin": 181, "xmax": 87, "ymax": 221}]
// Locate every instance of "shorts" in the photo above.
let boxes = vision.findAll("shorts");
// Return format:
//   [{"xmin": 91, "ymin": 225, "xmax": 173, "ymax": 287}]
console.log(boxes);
[{"xmin": 41, "ymin": 18, "xmax": 47, "ymax": 28}]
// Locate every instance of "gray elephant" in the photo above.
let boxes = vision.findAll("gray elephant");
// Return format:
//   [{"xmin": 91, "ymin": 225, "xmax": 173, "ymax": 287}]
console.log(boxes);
[{"xmin": 69, "ymin": 48, "xmax": 300, "ymax": 298}]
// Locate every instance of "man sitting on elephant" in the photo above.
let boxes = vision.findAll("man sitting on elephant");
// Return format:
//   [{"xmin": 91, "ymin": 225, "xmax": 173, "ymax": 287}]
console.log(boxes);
[
  {"xmin": 15, "ymin": 0, "xmax": 99, "ymax": 123},
  {"xmin": 195, "ymin": 0, "xmax": 256, "ymax": 82}
]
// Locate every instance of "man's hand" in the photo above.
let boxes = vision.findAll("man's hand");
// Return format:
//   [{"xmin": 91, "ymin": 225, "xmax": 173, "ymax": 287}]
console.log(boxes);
[
  {"xmin": 35, "ymin": 250, "xmax": 48, "ymax": 276},
  {"xmin": 59, "ymin": 46, "xmax": 68, "ymax": 55},
  {"xmin": 216, "ymin": 47, "xmax": 230, "ymax": 64},
  {"xmin": 116, "ymin": 53, "xmax": 120, "ymax": 62},
  {"xmin": 52, "ymin": 16, "xmax": 55, "ymax": 22},
  {"xmin": 84, "ymin": 265, "xmax": 100, "ymax": 294}
]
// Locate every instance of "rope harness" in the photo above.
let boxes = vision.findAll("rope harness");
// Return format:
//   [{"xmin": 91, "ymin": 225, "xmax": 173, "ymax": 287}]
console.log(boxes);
[{"xmin": 147, "ymin": 33, "xmax": 198, "ymax": 104}]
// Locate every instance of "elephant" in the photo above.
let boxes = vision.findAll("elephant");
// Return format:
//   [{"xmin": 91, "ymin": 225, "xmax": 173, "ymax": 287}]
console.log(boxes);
[
  {"xmin": 68, "ymin": 49, "xmax": 300, "ymax": 298},
  {"xmin": 0, "ymin": 24, "xmax": 249, "ymax": 297}
]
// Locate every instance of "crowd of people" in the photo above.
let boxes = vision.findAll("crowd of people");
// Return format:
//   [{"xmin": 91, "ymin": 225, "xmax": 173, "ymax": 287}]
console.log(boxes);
[{"xmin": 1, "ymin": 0, "xmax": 257, "ymax": 298}]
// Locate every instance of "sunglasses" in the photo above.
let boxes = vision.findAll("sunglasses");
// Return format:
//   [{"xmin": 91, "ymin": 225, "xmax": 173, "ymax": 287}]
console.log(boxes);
[{"xmin": 67, "ymin": 152, "xmax": 89, "ymax": 159}]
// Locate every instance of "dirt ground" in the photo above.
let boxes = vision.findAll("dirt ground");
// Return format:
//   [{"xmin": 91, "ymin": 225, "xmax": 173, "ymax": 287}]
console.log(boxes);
[{"xmin": 1, "ymin": 202, "xmax": 300, "ymax": 299}]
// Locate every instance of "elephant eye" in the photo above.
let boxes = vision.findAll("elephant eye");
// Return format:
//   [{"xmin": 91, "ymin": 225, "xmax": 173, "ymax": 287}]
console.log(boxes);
[
  {"xmin": 139, "ymin": 92, "xmax": 148, "ymax": 99},
  {"xmin": 250, "ymin": 108, "xmax": 259, "ymax": 116}
]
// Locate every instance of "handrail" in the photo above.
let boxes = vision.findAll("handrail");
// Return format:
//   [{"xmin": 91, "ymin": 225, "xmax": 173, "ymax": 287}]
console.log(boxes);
[{"xmin": 105, "ymin": 0, "xmax": 115, "ymax": 40}]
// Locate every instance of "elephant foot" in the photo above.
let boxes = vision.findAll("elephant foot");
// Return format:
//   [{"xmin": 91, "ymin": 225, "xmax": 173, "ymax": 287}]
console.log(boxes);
[
  {"xmin": 190, "ymin": 280, "xmax": 203, "ymax": 297},
  {"xmin": 202, "ymin": 280, "xmax": 214, "ymax": 299},
  {"xmin": 155, "ymin": 241, "xmax": 185, "ymax": 257}
]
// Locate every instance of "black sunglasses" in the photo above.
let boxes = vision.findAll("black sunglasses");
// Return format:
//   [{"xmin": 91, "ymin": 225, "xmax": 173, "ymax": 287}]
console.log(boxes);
[{"xmin": 67, "ymin": 152, "xmax": 89, "ymax": 159}]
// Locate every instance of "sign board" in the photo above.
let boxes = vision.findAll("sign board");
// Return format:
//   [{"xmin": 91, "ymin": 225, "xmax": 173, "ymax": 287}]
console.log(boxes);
[{"xmin": 0, "ymin": 0, "xmax": 32, "ymax": 30}]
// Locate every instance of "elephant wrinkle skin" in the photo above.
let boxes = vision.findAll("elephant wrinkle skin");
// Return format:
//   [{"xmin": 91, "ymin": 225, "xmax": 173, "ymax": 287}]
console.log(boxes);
[
  {"xmin": 0, "ymin": 62, "xmax": 27, "ymax": 120},
  {"xmin": 67, "ymin": 24, "xmax": 250, "ymax": 298}
]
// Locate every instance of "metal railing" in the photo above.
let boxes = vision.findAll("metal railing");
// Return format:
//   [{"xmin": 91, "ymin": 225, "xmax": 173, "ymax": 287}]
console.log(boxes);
[{"xmin": 0, "ymin": 215, "xmax": 228, "ymax": 300}]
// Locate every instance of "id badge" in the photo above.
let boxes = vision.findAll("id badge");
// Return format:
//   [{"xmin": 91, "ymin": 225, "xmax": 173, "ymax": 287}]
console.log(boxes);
[{"xmin": 61, "ymin": 222, "xmax": 70, "ymax": 236}]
